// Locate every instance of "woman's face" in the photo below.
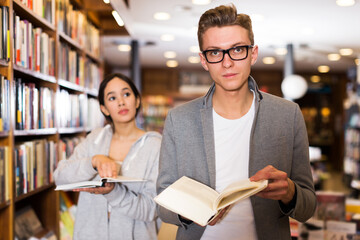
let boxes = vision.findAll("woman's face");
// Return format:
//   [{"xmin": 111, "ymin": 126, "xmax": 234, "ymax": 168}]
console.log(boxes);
[{"xmin": 100, "ymin": 77, "xmax": 140, "ymax": 124}]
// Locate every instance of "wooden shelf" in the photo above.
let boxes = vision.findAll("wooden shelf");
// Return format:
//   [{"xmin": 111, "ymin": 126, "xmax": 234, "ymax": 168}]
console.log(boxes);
[
  {"xmin": 0, "ymin": 131, "xmax": 9, "ymax": 138},
  {"xmin": 85, "ymin": 88, "xmax": 98, "ymax": 97},
  {"xmin": 15, "ymin": 183, "xmax": 55, "ymax": 203},
  {"xmin": 58, "ymin": 127, "xmax": 86, "ymax": 134},
  {"xmin": 1, "ymin": 0, "xmax": 107, "ymax": 239},
  {"xmin": 0, "ymin": 59, "xmax": 9, "ymax": 67},
  {"xmin": 58, "ymin": 78, "xmax": 85, "ymax": 92},
  {"xmin": 14, "ymin": 128, "xmax": 57, "ymax": 136},
  {"xmin": 0, "ymin": 200, "xmax": 10, "ymax": 210},
  {"xmin": 59, "ymin": 31, "xmax": 84, "ymax": 51},
  {"xmin": 13, "ymin": 65, "xmax": 57, "ymax": 84},
  {"xmin": 13, "ymin": 0, "xmax": 55, "ymax": 31},
  {"xmin": 85, "ymin": 50, "xmax": 102, "ymax": 64}
]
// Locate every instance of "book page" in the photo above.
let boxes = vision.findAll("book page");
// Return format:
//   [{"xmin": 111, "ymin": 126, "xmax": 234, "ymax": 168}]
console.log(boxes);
[
  {"xmin": 55, "ymin": 180, "xmax": 103, "ymax": 191},
  {"xmin": 103, "ymin": 175, "xmax": 145, "ymax": 183},
  {"xmin": 154, "ymin": 176, "xmax": 219, "ymax": 226},
  {"xmin": 214, "ymin": 179, "xmax": 268, "ymax": 210}
]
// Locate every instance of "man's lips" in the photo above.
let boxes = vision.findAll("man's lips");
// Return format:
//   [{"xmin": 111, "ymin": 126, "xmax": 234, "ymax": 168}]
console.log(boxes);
[{"xmin": 223, "ymin": 73, "xmax": 237, "ymax": 78}]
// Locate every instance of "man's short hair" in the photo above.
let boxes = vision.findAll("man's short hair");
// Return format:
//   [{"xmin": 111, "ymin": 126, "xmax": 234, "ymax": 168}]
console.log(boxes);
[{"xmin": 197, "ymin": 4, "xmax": 254, "ymax": 50}]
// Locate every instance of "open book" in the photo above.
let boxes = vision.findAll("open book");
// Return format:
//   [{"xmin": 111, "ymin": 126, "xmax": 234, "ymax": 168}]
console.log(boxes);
[
  {"xmin": 155, "ymin": 176, "xmax": 268, "ymax": 226},
  {"xmin": 55, "ymin": 176, "xmax": 145, "ymax": 191}
]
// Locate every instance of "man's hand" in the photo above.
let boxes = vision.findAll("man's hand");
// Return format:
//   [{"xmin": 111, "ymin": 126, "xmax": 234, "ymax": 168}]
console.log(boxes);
[
  {"xmin": 208, "ymin": 206, "xmax": 230, "ymax": 226},
  {"xmin": 250, "ymin": 165, "xmax": 295, "ymax": 205}
]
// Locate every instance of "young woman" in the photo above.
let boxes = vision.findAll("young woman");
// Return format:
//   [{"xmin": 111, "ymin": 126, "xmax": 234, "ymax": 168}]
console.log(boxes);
[{"xmin": 54, "ymin": 73, "xmax": 161, "ymax": 240}]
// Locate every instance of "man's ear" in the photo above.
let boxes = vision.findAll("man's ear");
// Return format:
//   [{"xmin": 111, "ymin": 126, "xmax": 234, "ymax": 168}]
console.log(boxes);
[
  {"xmin": 199, "ymin": 52, "xmax": 209, "ymax": 71},
  {"xmin": 250, "ymin": 45, "xmax": 259, "ymax": 66}
]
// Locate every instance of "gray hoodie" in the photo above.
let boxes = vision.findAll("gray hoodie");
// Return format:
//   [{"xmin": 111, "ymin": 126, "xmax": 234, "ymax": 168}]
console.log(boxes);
[{"xmin": 54, "ymin": 125, "xmax": 162, "ymax": 240}]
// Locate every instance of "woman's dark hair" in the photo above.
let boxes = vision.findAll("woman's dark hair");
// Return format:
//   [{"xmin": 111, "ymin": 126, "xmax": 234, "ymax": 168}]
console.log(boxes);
[{"xmin": 98, "ymin": 73, "xmax": 142, "ymax": 123}]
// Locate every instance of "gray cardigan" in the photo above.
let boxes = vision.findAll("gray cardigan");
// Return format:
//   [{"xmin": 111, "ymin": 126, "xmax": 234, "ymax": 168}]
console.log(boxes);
[
  {"xmin": 157, "ymin": 76, "xmax": 316, "ymax": 240},
  {"xmin": 54, "ymin": 125, "xmax": 162, "ymax": 240}
]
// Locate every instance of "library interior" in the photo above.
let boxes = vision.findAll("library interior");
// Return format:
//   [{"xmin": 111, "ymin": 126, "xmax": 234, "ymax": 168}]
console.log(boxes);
[{"xmin": 0, "ymin": 0, "xmax": 360, "ymax": 239}]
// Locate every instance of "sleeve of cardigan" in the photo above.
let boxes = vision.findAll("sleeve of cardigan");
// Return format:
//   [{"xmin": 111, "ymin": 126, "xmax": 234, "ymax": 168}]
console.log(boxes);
[
  {"xmin": 284, "ymin": 104, "xmax": 317, "ymax": 222},
  {"xmin": 53, "ymin": 133, "xmax": 98, "ymax": 185},
  {"xmin": 104, "ymin": 136, "xmax": 161, "ymax": 222},
  {"xmin": 156, "ymin": 111, "xmax": 188, "ymax": 227}
]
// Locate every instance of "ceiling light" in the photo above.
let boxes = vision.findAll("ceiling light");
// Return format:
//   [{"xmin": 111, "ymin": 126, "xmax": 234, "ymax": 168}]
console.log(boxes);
[
  {"xmin": 281, "ymin": 75, "xmax": 308, "ymax": 100},
  {"xmin": 188, "ymin": 56, "xmax": 200, "ymax": 64},
  {"xmin": 327, "ymin": 53, "xmax": 341, "ymax": 61},
  {"xmin": 355, "ymin": 58, "xmax": 360, "ymax": 65},
  {"xmin": 275, "ymin": 48, "xmax": 287, "ymax": 56},
  {"xmin": 190, "ymin": 46, "xmax": 200, "ymax": 53},
  {"xmin": 117, "ymin": 44, "xmax": 131, "ymax": 52},
  {"xmin": 310, "ymin": 75, "xmax": 321, "ymax": 83},
  {"xmin": 161, "ymin": 34, "xmax": 175, "ymax": 41},
  {"xmin": 154, "ymin": 12, "xmax": 171, "ymax": 21},
  {"xmin": 166, "ymin": 60, "xmax": 178, "ymax": 68},
  {"xmin": 262, "ymin": 57, "xmax": 276, "ymax": 64},
  {"xmin": 112, "ymin": 10, "xmax": 124, "ymax": 27},
  {"xmin": 339, "ymin": 48, "xmax": 353, "ymax": 56},
  {"xmin": 336, "ymin": 0, "xmax": 355, "ymax": 7},
  {"xmin": 103, "ymin": 0, "xmax": 110, "ymax": 3},
  {"xmin": 164, "ymin": 51, "xmax": 177, "ymax": 58},
  {"xmin": 318, "ymin": 65, "xmax": 330, "ymax": 73},
  {"xmin": 192, "ymin": 0, "xmax": 211, "ymax": 5}
]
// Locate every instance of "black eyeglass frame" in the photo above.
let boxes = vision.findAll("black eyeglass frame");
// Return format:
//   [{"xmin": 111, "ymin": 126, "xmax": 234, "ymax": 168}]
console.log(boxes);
[{"xmin": 202, "ymin": 45, "xmax": 254, "ymax": 64}]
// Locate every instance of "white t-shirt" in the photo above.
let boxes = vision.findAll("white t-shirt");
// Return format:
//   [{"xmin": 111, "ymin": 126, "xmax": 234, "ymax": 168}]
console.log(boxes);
[{"xmin": 201, "ymin": 92, "xmax": 257, "ymax": 240}]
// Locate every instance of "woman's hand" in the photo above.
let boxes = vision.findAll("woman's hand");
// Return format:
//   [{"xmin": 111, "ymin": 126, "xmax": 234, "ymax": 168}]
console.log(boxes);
[
  {"xmin": 73, "ymin": 182, "xmax": 115, "ymax": 194},
  {"xmin": 92, "ymin": 155, "xmax": 120, "ymax": 178}
]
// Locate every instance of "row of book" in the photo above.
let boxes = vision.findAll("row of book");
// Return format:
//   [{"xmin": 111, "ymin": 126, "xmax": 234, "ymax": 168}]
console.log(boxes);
[
  {"xmin": 15, "ymin": 78, "xmax": 55, "ymax": 130},
  {"xmin": 56, "ymin": 89, "xmax": 104, "ymax": 129},
  {"xmin": 58, "ymin": 42, "xmax": 85, "ymax": 85},
  {"xmin": 0, "ymin": 74, "xmax": 10, "ymax": 132},
  {"xmin": 84, "ymin": 59, "xmax": 101, "ymax": 90},
  {"xmin": 87, "ymin": 98, "xmax": 104, "ymax": 130},
  {"xmin": 0, "ymin": 5, "xmax": 10, "ymax": 61},
  {"xmin": 56, "ymin": 90, "xmax": 86, "ymax": 128},
  {"xmin": 58, "ymin": 42, "xmax": 102, "ymax": 89},
  {"xmin": 19, "ymin": 0, "xmax": 55, "ymax": 24},
  {"xmin": 58, "ymin": 136, "xmax": 84, "ymax": 161},
  {"xmin": 14, "ymin": 139, "xmax": 57, "ymax": 197},
  {"xmin": 0, "ymin": 146, "xmax": 9, "ymax": 203},
  {"xmin": 13, "ymin": 11, "xmax": 56, "ymax": 76},
  {"xmin": 56, "ymin": 0, "xmax": 100, "ymax": 57}
]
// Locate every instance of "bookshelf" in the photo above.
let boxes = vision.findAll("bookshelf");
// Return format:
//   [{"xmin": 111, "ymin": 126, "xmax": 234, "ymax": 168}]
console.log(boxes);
[{"xmin": 0, "ymin": 0, "xmax": 108, "ymax": 239}]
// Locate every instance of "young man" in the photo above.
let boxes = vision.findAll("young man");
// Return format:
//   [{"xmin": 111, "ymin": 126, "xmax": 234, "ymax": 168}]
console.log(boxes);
[{"xmin": 156, "ymin": 4, "xmax": 316, "ymax": 240}]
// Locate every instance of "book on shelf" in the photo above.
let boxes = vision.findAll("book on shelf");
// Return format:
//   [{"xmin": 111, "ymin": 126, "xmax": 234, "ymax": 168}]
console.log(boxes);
[
  {"xmin": 13, "ymin": 12, "xmax": 55, "ymax": 75},
  {"xmin": 55, "ymin": 175, "xmax": 145, "ymax": 191},
  {"xmin": 154, "ymin": 176, "xmax": 268, "ymax": 226},
  {"xmin": 0, "ymin": 75, "xmax": 10, "ymax": 131},
  {"xmin": 14, "ymin": 139, "xmax": 57, "ymax": 196},
  {"xmin": 14, "ymin": 206, "xmax": 44, "ymax": 239},
  {"xmin": 0, "ymin": 146, "xmax": 8, "ymax": 203},
  {"xmin": 314, "ymin": 191, "xmax": 346, "ymax": 221},
  {"xmin": 14, "ymin": 205, "xmax": 56, "ymax": 240},
  {"xmin": 1, "ymin": 5, "xmax": 9, "ymax": 61}
]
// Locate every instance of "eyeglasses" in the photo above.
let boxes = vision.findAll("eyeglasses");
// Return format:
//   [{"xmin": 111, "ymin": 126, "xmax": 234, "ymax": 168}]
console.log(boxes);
[{"xmin": 202, "ymin": 45, "xmax": 254, "ymax": 63}]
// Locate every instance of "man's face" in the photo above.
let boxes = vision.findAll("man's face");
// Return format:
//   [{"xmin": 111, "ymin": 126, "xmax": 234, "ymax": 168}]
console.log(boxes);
[{"xmin": 199, "ymin": 25, "xmax": 258, "ymax": 93}]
